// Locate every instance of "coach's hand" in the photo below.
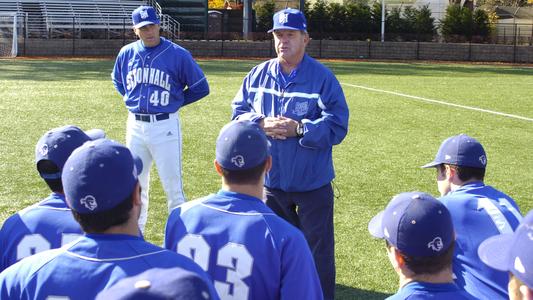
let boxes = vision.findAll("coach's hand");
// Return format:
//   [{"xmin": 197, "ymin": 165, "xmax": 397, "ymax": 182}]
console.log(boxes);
[{"xmin": 261, "ymin": 116, "xmax": 298, "ymax": 140}]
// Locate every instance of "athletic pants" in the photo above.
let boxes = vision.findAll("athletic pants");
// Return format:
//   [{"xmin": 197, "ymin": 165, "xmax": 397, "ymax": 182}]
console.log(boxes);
[
  {"xmin": 126, "ymin": 112, "xmax": 185, "ymax": 231},
  {"xmin": 265, "ymin": 183, "xmax": 335, "ymax": 300}
]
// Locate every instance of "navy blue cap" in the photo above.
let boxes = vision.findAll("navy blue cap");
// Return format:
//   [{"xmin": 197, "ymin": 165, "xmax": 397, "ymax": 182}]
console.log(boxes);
[
  {"xmin": 132, "ymin": 6, "xmax": 160, "ymax": 29},
  {"xmin": 479, "ymin": 210, "xmax": 533, "ymax": 289},
  {"xmin": 95, "ymin": 267, "xmax": 213, "ymax": 300},
  {"xmin": 268, "ymin": 8, "xmax": 307, "ymax": 33},
  {"xmin": 422, "ymin": 134, "xmax": 487, "ymax": 169},
  {"xmin": 216, "ymin": 120, "xmax": 269, "ymax": 171},
  {"xmin": 35, "ymin": 125, "xmax": 105, "ymax": 180},
  {"xmin": 369, "ymin": 192, "xmax": 454, "ymax": 257},
  {"xmin": 63, "ymin": 139, "xmax": 142, "ymax": 213}
]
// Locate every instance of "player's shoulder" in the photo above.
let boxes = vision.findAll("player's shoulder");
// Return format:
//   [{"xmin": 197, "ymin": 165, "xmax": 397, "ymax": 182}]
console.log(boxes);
[
  {"xmin": 0, "ymin": 247, "xmax": 65, "ymax": 280},
  {"xmin": 161, "ymin": 38, "xmax": 191, "ymax": 54},
  {"xmin": 170, "ymin": 196, "xmax": 211, "ymax": 217}
]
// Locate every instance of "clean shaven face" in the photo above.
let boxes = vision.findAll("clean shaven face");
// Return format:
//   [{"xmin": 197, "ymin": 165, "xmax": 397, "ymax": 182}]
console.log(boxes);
[
  {"xmin": 272, "ymin": 29, "xmax": 309, "ymax": 64},
  {"xmin": 134, "ymin": 24, "xmax": 161, "ymax": 47}
]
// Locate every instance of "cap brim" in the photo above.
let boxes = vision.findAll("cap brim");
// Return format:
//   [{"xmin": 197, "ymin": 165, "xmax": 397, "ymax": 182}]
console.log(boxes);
[
  {"xmin": 421, "ymin": 161, "xmax": 440, "ymax": 168},
  {"xmin": 133, "ymin": 154, "xmax": 143, "ymax": 175},
  {"xmin": 85, "ymin": 129, "xmax": 106, "ymax": 140},
  {"xmin": 133, "ymin": 20, "xmax": 159, "ymax": 29},
  {"xmin": 478, "ymin": 233, "xmax": 513, "ymax": 271},
  {"xmin": 368, "ymin": 211, "xmax": 385, "ymax": 239},
  {"xmin": 268, "ymin": 26, "xmax": 306, "ymax": 33}
]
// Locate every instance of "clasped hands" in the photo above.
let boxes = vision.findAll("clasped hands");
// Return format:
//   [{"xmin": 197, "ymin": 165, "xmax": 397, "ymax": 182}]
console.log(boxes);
[{"xmin": 260, "ymin": 116, "xmax": 299, "ymax": 140}]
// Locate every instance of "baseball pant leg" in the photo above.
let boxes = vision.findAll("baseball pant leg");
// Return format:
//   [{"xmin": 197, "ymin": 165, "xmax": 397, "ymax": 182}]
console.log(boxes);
[
  {"xmin": 150, "ymin": 115, "xmax": 185, "ymax": 213},
  {"xmin": 126, "ymin": 115, "xmax": 153, "ymax": 232},
  {"xmin": 264, "ymin": 187, "xmax": 300, "ymax": 229},
  {"xmin": 294, "ymin": 183, "xmax": 336, "ymax": 300}
]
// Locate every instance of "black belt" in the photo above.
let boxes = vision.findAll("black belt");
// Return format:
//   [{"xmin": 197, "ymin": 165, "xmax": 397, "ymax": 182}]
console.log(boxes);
[{"xmin": 134, "ymin": 113, "xmax": 170, "ymax": 122}]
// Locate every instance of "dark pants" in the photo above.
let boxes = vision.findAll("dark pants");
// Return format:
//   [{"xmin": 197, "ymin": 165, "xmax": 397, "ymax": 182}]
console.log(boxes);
[{"xmin": 265, "ymin": 183, "xmax": 335, "ymax": 300}]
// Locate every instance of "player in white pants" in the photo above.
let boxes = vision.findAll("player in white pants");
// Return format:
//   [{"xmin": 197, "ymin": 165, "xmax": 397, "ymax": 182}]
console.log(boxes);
[{"xmin": 112, "ymin": 6, "xmax": 209, "ymax": 230}]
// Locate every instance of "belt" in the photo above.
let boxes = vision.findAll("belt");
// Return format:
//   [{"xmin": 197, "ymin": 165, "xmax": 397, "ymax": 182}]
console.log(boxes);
[{"xmin": 134, "ymin": 113, "xmax": 170, "ymax": 122}]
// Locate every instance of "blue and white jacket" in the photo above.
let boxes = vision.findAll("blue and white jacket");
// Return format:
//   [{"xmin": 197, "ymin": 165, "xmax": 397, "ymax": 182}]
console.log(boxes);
[{"xmin": 232, "ymin": 54, "xmax": 349, "ymax": 192}]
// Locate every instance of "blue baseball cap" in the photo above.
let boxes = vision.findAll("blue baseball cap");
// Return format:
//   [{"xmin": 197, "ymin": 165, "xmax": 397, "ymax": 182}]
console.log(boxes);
[
  {"xmin": 216, "ymin": 120, "xmax": 269, "ymax": 171},
  {"xmin": 268, "ymin": 8, "xmax": 307, "ymax": 33},
  {"xmin": 63, "ymin": 139, "xmax": 142, "ymax": 214},
  {"xmin": 35, "ymin": 125, "xmax": 105, "ymax": 179},
  {"xmin": 95, "ymin": 267, "xmax": 214, "ymax": 300},
  {"xmin": 368, "ymin": 192, "xmax": 454, "ymax": 257},
  {"xmin": 132, "ymin": 6, "xmax": 160, "ymax": 29},
  {"xmin": 479, "ymin": 210, "xmax": 532, "ymax": 289},
  {"xmin": 422, "ymin": 134, "xmax": 487, "ymax": 169}
]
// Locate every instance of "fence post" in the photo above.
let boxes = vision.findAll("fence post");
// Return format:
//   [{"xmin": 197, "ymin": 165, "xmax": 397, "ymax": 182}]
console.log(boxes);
[
  {"xmin": 72, "ymin": 16, "xmax": 75, "ymax": 56},
  {"xmin": 319, "ymin": 39, "xmax": 322, "ymax": 59},
  {"xmin": 513, "ymin": 23, "xmax": 517, "ymax": 63}
]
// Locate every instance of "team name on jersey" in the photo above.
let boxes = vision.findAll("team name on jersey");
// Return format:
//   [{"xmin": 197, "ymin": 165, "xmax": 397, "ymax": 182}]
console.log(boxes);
[{"xmin": 126, "ymin": 67, "xmax": 171, "ymax": 91}]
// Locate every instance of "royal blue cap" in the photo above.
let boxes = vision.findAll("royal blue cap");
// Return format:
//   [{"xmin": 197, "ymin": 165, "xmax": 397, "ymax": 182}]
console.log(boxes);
[
  {"xmin": 35, "ymin": 125, "xmax": 105, "ymax": 180},
  {"xmin": 268, "ymin": 8, "xmax": 307, "ymax": 33},
  {"xmin": 369, "ymin": 192, "xmax": 454, "ymax": 257},
  {"xmin": 216, "ymin": 120, "xmax": 269, "ymax": 171},
  {"xmin": 132, "ymin": 6, "xmax": 160, "ymax": 29},
  {"xmin": 63, "ymin": 139, "xmax": 142, "ymax": 214},
  {"xmin": 422, "ymin": 134, "xmax": 487, "ymax": 169},
  {"xmin": 95, "ymin": 267, "xmax": 213, "ymax": 300},
  {"xmin": 479, "ymin": 210, "xmax": 532, "ymax": 289}
]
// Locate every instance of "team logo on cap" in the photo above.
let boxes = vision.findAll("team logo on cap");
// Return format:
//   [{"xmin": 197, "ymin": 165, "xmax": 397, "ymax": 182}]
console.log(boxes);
[
  {"xmin": 479, "ymin": 155, "xmax": 487, "ymax": 166},
  {"xmin": 39, "ymin": 144, "xmax": 49, "ymax": 156},
  {"xmin": 427, "ymin": 237, "xmax": 443, "ymax": 252},
  {"xmin": 80, "ymin": 195, "xmax": 98, "ymax": 211},
  {"xmin": 140, "ymin": 9, "xmax": 149, "ymax": 19},
  {"xmin": 278, "ymin": 13, "xmax": 289, "ymax": 24},
  {"xmin": 231, "ymin": 155, "xmax": 245, "ymax": 168}
]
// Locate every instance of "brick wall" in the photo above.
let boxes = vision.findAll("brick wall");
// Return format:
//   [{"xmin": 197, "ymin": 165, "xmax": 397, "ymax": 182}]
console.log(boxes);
[{"xmin": 19, "ymin": 39, "xmax": 533, "ymax": 63}]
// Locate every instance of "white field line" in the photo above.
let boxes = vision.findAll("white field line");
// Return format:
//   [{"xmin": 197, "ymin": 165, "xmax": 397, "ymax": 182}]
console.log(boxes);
[{"xmin": 341, "ymin": 83, "xmax": 533, "ymax": 122}]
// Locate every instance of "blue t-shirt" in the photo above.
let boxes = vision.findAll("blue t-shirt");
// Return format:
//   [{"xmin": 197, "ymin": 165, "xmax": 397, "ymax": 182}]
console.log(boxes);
[
  {"xmin": 164, "ymin": 190, "xmax": 323, "ymax": 300},
  {"xmin": 388, "ymin": 281, "xmax": 476, "ymax": 299},
  {"xmin": 0, "ymin": 193, "xmax": 82, "ymax": 272},
  {"xmin": 0, "ymin": 234, "xmax": 219, "ymax": 300},
  {"xmin": 440, "ymin": 182, "xmax": 522, "ymax": 299}
]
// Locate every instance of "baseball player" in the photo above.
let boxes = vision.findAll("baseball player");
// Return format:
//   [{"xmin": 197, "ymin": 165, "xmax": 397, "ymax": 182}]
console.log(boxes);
[
  {"xmin": 422, "ymin": 134, "xmax": 522, "ymax": 299},
  {"xmin": 369, "ymin": 192, "xmax": 476, "ymax": 300},
  {"xmin": 0, "ymin": 139, "xmax": 218, "ymax": 300},
  {"xmin": 479, "ymin": 209, "xmax": 533, "ymax": 300},
  {"xmin": 164, "ymin": 120, "xmax": 323, "ymax": 300},
  {"xmin": 231, "ymin": 8, "xmax": 349, "ymax": 300},
  {"xmin": 0, "ymin": 125, "xmax": 104, "ymax": 272},
  {"xmin": 111, "ymin": 5, "xmax": 209, "ymax": 230}
]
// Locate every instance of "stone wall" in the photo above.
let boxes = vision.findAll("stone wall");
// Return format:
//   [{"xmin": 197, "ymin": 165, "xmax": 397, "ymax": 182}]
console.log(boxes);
[{"xmin": 18, "ymin": 38, "xmax": 533, "ymax": 63}]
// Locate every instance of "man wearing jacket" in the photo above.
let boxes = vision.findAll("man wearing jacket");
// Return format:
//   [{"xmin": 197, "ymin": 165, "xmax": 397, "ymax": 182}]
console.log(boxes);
[{"xmin": 231, "ymin": 8, "xmax": 349, "ymax": 300}]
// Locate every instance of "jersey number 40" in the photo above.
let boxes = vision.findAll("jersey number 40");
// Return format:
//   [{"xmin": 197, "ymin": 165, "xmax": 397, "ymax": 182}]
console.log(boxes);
[{"xmin": 177, "ymin": 234, "xmax": 253, "ymax": 300}]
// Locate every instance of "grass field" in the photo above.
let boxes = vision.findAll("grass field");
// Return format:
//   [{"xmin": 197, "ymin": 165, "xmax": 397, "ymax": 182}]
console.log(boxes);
[{"xmin": 0, "ymin": 58, "xmax": 532, "ymax": 299}]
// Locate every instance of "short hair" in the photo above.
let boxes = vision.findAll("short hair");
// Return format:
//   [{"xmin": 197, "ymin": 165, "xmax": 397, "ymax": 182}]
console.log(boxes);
[
  {"xmin": 71, "ymin": 190, "xmax": 134, "ymax": 233},
  {"xmin": 220, "ymin": 160, "xmax": 267, "ymax": 185},
  {"xmin": 441, "ymin": 164, "xmax": 485, "ymax": 182},
  {"xmin": 37, "ymin": 160, "xmax": 63, "ymax": 192},
  {"xmin": 386, "ymin": 240, "xmax": 455, "ymax": 275}
]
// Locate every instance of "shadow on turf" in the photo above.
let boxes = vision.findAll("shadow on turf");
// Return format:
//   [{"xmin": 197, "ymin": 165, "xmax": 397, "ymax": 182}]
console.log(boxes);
[{"xmin": 336, "ymin": 284, "xmax": 391, "ymax": 300}]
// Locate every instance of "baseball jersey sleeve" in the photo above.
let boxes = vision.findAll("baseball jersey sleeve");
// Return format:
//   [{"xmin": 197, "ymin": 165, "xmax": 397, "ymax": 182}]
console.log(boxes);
[
  {"xmin": 231, "ymin": 66, "xmax": 266, "ymax": 123},
  {"xmin": 279, "ymin": 230, "xmax": 323, "ymax": 299},
  {"xmin": 111, "ymin": 51, "xmax": 126, "ymax": 96},
  {"xmin": 177, "ymin": 50, "xmax": 209, "ymax": 107}
]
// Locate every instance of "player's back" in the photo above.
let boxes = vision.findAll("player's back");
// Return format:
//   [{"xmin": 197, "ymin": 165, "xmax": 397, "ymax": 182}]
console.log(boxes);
[
  {"xmin": 439, "ymin": 182, "xmax": 522, "ymax": 299},
  {"xmin": 0, "ymin": 233, "xmax": 218, "ymax": 300},
  {"xmin": 387, "ymin": 282, "xmax": 477, "ymax": 300},
  {"xmin": 0, "ymin": 193, "xmax": 82, "ymax": 272},
  {"xmin": 164, "ymin": 190, "xmax": 323, "ymax": 300}
]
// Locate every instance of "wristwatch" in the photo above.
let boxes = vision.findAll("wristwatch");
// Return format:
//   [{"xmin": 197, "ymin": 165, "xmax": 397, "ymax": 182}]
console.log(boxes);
[{"xmin": 296, "ymin": 122, "xmax": 304, "ymax": 137}]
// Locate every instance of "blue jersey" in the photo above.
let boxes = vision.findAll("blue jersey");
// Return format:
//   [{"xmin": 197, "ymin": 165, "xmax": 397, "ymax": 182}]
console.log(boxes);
[
  {"xmin": 164, "ymin": 190, "xmax": 323, "ymax": 300},
  {"xmin": 231, "ymin": 54, "xmax": 349, "ymax": 192},
  {"xmin": 0, "ymin": 234, "xmax": 218, "ymax": 300},
  {"xmin": 112, "ymin": 37, "xmax": 209, "ymax": 114},
  {"xmin": 440, "ymin": 182, "xmax": 522, "ymax": 299},
  {"xmin": 0, "ymin": 193, "xmax": 82, "ymax": 272},
  {"xmin": 387, "ymin": 281, "xmax": 477, "ymax": 299}
]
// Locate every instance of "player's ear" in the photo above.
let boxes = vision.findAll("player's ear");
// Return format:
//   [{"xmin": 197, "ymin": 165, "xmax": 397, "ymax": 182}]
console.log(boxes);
[
  {"xmin": 264, "ymin": 156, "xmax": 272, "ymax": 173},
  {"xmin": 132, "ymin": 182, "xmax": 142, "ymax": 206},
  {"xmin": 214, "ymin": 159, "xmax": 223, "ymax": 176}
]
